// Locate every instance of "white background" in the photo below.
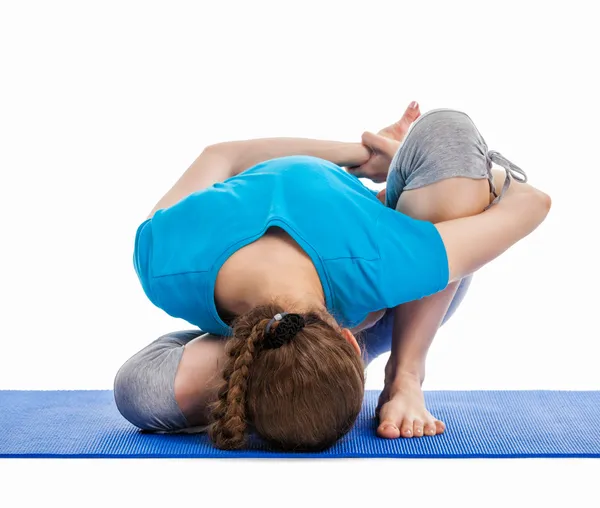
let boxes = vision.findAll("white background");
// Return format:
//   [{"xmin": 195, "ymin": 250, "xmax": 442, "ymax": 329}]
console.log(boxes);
[{"xmin": 0, "ymin": 0, "xmax": 598, "ymax": 506}]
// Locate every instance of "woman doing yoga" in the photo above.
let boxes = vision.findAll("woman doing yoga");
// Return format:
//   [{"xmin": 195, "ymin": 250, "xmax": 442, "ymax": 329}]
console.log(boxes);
[{"xmin": 114, "ymin": 103, "xmax": 551, "ymax": 451}]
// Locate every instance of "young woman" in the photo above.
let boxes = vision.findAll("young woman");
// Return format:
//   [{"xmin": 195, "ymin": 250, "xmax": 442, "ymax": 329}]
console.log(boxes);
[{"xmin": 114, "ymin": 103, "xmax": 550, "ymax": 451}]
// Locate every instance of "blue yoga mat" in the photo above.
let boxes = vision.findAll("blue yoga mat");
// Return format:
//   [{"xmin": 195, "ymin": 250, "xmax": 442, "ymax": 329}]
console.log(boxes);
[{"xmin": 1, "ymin": 390, "xmax": 599, "ymax": 458}]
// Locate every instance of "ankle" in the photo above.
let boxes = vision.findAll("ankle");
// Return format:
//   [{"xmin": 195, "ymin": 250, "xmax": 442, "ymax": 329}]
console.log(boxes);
[{"xmin": 388, "ymin": 370, "xmax": 424, "ymax": 391}]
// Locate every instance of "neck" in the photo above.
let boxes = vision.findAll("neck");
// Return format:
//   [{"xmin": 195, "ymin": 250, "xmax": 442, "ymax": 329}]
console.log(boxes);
[
  {"xmin": 215, "ymin": 227, "xmax": 328, "ymax": 319},
  {"xmin": 235, "ymin": 277, "xmax": 325, "ymax": 316}
]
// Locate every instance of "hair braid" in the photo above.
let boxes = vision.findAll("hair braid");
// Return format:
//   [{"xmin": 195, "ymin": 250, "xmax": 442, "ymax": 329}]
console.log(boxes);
[
  {"xmin": 208, "ymin": 321, "xmax": 266, "ymax": 449},
  {"xmin": 207, "ymin": 302, "xmax": 365, "ymax": 452}
]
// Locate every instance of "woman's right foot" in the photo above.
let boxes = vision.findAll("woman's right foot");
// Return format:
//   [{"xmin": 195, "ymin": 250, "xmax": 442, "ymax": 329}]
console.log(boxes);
[{"xmin": 376, "ymin": 377, "xmax": 445, "ymax": 439}]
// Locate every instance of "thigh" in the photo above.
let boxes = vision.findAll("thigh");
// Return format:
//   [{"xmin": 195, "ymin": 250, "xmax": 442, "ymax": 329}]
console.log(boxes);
[
  {"xmin": 114, "ymin": 330, "xmax": 204, "ymax": 432},
  {"xmin": 364, "ymin": 110, "xmax": 490, "ymax": 364},
  {"xmin": 362, "ymin": 176, "xmax": 485, "ymax": 364},
  {"xmin": 396, "ymin": 177, "xmax": 490, "ymax": 223},
  {"xmin": 173, "ymin": 333, "xmax": 229, "ymax": 427},
  {"xmin": 386, "ymin": 108, "xmax": 493, "ymax": 214}
]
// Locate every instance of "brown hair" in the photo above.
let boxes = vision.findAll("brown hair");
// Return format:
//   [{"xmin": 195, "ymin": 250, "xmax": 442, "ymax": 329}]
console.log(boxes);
[{"xmin": 208, "ymin": 303, "xmax": 365, "ymax": 452}]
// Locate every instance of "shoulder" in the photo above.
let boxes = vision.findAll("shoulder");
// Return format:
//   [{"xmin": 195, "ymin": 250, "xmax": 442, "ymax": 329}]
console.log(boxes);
[
  {"xmin": 375, "ymin": 207, "xmax": 448, "ymax": 268},
  {"xmin": 241, "ymin": 155, "xmax": 344, "ymax": 177},
  {"xmin": 373, "ymin": 208, "xmax": 449, "ymax": 305}
]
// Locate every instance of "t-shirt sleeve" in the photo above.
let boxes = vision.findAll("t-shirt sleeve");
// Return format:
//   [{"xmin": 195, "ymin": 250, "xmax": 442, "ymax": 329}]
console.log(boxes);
[
  {"xmin": 375, "ymin": 207, "xmax": 449, "ymax": 308},
  {"xmin": 133, "ymin": 218, "xmax": 158, "ymax": 306}
]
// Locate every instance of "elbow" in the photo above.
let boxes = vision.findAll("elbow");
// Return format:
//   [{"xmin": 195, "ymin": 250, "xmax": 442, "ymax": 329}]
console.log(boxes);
[
  {"xmin": 202, "ymin": 142, "xmax": 240, "ymax": 174},
  {"xmin": 536, "ymin": 189, "xmax": 552, "ymax": 217},
  {"xmin": 202, "ymin": 143, "xmax": 223, "ymax": 155},
  {"xmin": 523, "ymin": 188, "xmax": 552, "ymax": 229},
  {"xmin": 543, "ymin": 192, "xmax": 552, "ymax": 212},
  {"xmin": 522, "ymin": 185, "xmax": 551, "ymax": 219},
  {"xmin": 204, "ymin": 140, "xmax": 241, "ymax": 155}
]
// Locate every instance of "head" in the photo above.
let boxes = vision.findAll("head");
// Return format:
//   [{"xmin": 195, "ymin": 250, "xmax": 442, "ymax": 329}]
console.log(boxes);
[{"xmin": 208, "ymin": 303, "xmax": 365, "ymax": 452}]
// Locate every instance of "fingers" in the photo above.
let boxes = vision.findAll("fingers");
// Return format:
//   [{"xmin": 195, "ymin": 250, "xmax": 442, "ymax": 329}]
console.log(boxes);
[
  {"xmin": 346, "ymin": 165, "xmax": 365, "ymax": 178},
  {"xmin": 361, "ymin": 131, "xmax": 382, "ymax": 150},
  {"xmin": 361, "ymin": 131, "xmax": 398, "ymax": 158}
]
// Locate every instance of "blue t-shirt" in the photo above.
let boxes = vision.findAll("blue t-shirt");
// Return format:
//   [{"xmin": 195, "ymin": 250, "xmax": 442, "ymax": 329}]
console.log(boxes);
[{"xmin": 134, "ymin": 155, "xmax": 449, "ymax": 336}]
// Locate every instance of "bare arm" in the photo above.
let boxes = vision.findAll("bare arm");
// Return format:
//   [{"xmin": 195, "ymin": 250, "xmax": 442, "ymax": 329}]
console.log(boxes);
[
  {"xmin": 388, "ymin": 175, "xmax": 551, "ymax": 382},
  {"xmin": 436, "ymin": 177, "xmax": 552, "ymax": 283},
  {"xmin": 382, "ymin": 177, "xmax": 492, "ymax": 389},
  {"xmin": 147, "ymin": 138, "xmax": 370, "ymax": 218},
  {"xmin": 377, "ymin": 174, "xmax": 551, "ymax": 438}
]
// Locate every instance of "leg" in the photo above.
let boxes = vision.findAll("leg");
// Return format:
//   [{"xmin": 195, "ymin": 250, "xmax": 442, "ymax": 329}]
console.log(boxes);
[
  {"xmin": 378, "ymin": 179, "xmax": 488, "ymax": 438},
  {"xmin": 362, "ymin": 269, "xmax": 472, "ymax": 365},
  {"xmin": 377, "ymin": 110, "xmax": 493, "ymax": 438},
  {"xmin": 173, "ymin": 333, "xmax": 228, "ymax": 427},
  {"xmin": 113, "ymin": 330, "xmax": 226, "ymax": 432}
]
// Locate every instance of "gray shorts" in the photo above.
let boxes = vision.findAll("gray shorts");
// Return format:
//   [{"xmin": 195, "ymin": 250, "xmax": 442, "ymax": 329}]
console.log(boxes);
[
  {"xmin": 115, "ymin": 109, "xmax": 526, "ymax": 432},
  {"xmin": 114, "ymin": 331, "xmax": 199, "ymax": 432}
]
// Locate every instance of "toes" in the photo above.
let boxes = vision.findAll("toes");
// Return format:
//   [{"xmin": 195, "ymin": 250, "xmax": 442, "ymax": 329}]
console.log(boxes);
[
  {"xmin": 381, "ymin": 419, "xmax": 443, "ymax": 439},
  {"xmin": 424, "ymin": 421, "xmax": 437, "ymax": 436},
  {"xmin": 435, "ymin": 420, "xmax": 446, "ymax": 435},
  {"xmin": 413, "ymin": 419, "xmax": 425, "ymax": 438},
  {"xmin": 400, "ymin": 419, "xmax": 414, "ymax": 438},
  {"xmin": 377, "ymin": 421, "xmax": 400, "ymax": 439}
]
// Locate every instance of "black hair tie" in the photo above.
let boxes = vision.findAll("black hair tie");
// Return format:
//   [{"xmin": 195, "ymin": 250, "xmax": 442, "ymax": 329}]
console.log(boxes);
[{"xmin": 263, "ymin": 312, "xmax": 305, "ymax": 349}]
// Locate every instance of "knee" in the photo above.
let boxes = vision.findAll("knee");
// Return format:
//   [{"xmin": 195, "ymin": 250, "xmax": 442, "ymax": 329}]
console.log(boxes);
[
  {"xmin": 113, "ymin": 345, "xmax": 190, "ymax": 432},
  {"xmin": 113, "ymin": 357, "xmax": 149, "ymax": 430}
]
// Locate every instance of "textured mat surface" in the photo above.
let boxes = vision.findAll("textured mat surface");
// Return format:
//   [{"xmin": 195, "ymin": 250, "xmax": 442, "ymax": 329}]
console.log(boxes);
[{"xmin": 1, "ymin": 390, "xmax": 599, "ymax": 458}]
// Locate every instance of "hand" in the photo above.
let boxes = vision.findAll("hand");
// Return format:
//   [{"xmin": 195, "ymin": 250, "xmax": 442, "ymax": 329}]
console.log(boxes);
[{"xmin": 348, "ymin": 101, "xmax": 421, "ymax": 183}]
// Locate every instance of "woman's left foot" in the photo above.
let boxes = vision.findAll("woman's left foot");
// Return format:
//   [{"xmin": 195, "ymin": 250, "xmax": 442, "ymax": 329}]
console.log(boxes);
[{"xmin": 376, "ymin": 379, "xmax": 445, "ymax": 439}]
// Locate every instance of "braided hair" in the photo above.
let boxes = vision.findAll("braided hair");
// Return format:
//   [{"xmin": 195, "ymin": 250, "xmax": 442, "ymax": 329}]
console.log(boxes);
[
  {"xmin": 208, "ymin": 305, "xmax": 302, "ymax": 449},
  {"xmin": 207, "ymin": 303, "xmax": 365, "ymax": 451}
]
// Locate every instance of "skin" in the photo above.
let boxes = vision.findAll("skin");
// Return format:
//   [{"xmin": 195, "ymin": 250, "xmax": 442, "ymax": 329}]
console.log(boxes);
[
  {"xmin": 352, "ymin": 108, "xmax": 551, "ymax": 438},
  {"xmin": 173, "ymin": 227, "xmax": 362, "ymax": 426},
  {"xmin": 376, "ymin": 176, "xmax": 491, "ymax": 438},
  {"xmin": 151, "ymin": 102, "xmax": 551, "ymax": 434}
]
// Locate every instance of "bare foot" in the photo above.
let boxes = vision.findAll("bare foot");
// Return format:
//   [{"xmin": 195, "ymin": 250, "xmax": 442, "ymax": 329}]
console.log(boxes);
[{"xmin": 376, "ymin": 378, "xmax": 445, "ymax": 439}]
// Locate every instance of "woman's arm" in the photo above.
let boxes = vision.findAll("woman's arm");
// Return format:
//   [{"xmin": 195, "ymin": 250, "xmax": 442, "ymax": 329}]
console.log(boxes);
[
  {"xmin": 435, "ymin": 178, "xmax": 552, "ymax": 283},
  {"xmin": 377, "ymin": 175, "xmax": 551, "ymax": 439},
  {"xmin": 211, "ymin": 138, "xmax": 371, "ymax": 176},
  {"xmin": 383, "ymin": 176, "xmax": 493, "ymax": 392},
  {"xmin": 147, "ymin": 138, "xmax": 370, "ymax": 218},
  {"xmin": 388, "ymin": 175, "xmax": 552, "ymax": 383}
]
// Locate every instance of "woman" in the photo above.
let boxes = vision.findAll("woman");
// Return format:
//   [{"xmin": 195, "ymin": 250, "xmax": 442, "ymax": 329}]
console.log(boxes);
[{"xmin": 114, "ymin": 103, "xmax": 551, "ymax": 451}]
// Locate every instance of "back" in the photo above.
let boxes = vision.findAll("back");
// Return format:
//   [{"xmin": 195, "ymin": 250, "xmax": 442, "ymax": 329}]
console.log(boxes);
[{"xmin": 134, "ymin": 156, "xmax": 448, "ymax": 336}]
